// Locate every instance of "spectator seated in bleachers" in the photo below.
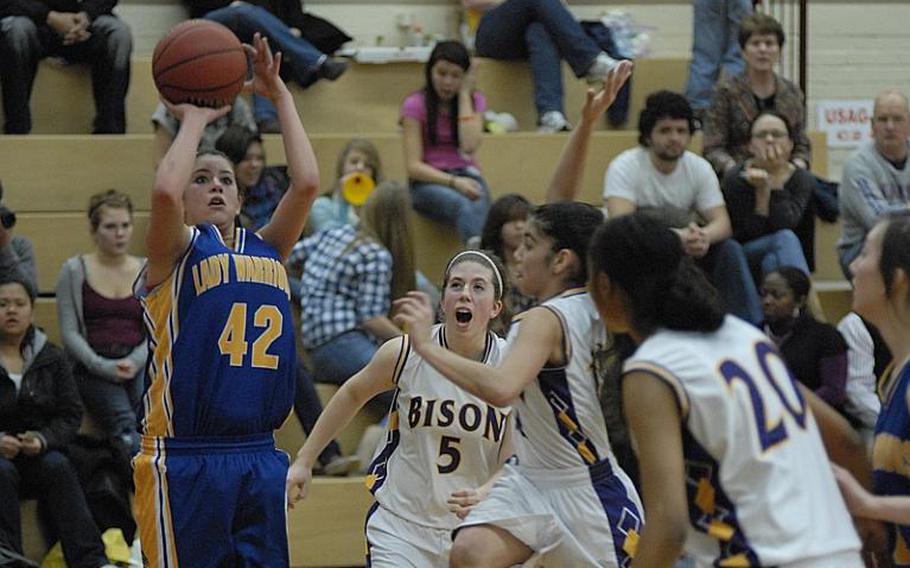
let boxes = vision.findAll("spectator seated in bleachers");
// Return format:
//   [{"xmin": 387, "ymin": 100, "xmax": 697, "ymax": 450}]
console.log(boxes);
[
  {"xmin": 187, "ymin": 0, "xmax": 350, "ymax": 133},
  {"xmin": 0, "ymin": 180, "xmax": 37, "ymax": 290},
  {"xmin": 0, "ymin": 0, "xmax": 131, "ymax": 134},
  {"xmin": 307, "ymin": 138, "xmax": 382, "ymax": 235},
  {"xmin": 463, "ymin": 0, "xmax": 621, "ymax": 133},
  {"xmin": 703, "ymin": 12, "xmax": 811, "ymax": 178},
  {"xmin": 287, "ymin": 182, "xmax": 413, "ymax": 414},
  {"xmin": 479, "ymin": 193, "xmax": 535, "ymax": 326},
  {"xmin": 152, "ymin": 95, "xmax": 256, "ymax": 167},
  {"xmin": 402, "ymin": 40, "xmax": 491, "ymax": 246},
  {"xmin": 0, "ymin": 273, "xmax": 117, "ymax": 568},
  {"xmin": 722, "ymin": 110, "xmax": 814, "ymax": 278},
  {"xmin": 215, "ymin": 125, "xmax": 290, "ymax": 232},
  {"xmin": 760, "ymin": 266, "xmax": 848, "ymax": 411},
  {"xmin": 837, "ymin": 89, "xmax": 910, "ymax": 277},
  {"xmin": 604, "ymin": 90, "xmax": 762, "ymax": 324},
  {"xmin": 55, "ymin": 190, "xmax": 145, "ymax": 458}
]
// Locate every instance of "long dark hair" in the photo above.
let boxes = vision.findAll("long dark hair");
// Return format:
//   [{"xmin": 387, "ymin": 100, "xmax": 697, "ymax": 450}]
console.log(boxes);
[
  {"xmin": 589, "ymin": 213, "xmax": 726, "ymax": 336},
  {"xmin": 480, "ymin": 194, "xmax": 532, "ymax": 260},
  {"xmin": 531, "ymin": 202, "xmax": 604, "ymax": 288},
  {"xmin": 880, "ymin": 211, "xmax": 910, "ymax": 298},
  {"xmin": 424, "ymin": 41, "xmax": 471, "ymax": 148}
]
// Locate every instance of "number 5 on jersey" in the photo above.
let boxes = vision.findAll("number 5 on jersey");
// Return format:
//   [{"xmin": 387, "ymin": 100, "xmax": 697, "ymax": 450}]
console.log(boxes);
[{"xmin": 218, "ymin": 302, "xmax": 283, "ymax": 369}]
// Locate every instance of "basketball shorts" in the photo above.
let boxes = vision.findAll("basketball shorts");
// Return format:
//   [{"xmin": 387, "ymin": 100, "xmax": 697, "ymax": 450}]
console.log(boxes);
[
  {"xmin": 133, "ymin": 434, "xmax": 290, "ymax": 568},
  {"xmin": 365, "ymin": 503, "xmax": 453, "ymax": 568},
  {"xmin": 456, "ymin": 460, "xmax": 643, "ymax": 567}
]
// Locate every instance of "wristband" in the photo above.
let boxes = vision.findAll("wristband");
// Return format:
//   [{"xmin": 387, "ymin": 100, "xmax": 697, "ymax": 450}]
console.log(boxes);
[{"xmin": 458, "ymin": 114, "xmax": 477, "ymax": 122}]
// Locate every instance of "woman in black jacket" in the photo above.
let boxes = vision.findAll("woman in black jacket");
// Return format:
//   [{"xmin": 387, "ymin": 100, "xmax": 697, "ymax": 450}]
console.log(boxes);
[{"xmin": 0, "ymin": 274, "xmax": 114, "ymax": 568}]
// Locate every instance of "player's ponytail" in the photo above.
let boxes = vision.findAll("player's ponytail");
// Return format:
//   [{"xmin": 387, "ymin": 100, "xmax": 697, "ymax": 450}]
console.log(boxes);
[{"xmin": 589, "ymin": 213, "xmax": 725, "ymax": 337}]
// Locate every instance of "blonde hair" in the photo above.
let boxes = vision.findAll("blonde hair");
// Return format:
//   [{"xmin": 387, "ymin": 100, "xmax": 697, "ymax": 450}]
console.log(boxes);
[
  {"xmin": 358, "ymin": 182, "xmax": 416, "ymax": 301},
  {"xmin": 88, "ymin": 189, "xmax": 133, "ymax": 231},
  {"xmin": 334, "ymin": 139, "xmax": 383, "ymax": 187}
]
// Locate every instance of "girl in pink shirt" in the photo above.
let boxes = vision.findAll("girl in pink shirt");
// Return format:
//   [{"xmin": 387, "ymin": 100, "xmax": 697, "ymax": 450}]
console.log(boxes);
[{"xmin": 401, "ymin": 41, "xmax": 491, "ymax": 243}]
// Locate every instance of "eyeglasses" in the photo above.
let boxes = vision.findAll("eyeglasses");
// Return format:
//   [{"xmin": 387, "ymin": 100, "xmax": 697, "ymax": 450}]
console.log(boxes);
[{"xmin": 752, "ymin": 130, "xmax": 789, "ymax": 140}]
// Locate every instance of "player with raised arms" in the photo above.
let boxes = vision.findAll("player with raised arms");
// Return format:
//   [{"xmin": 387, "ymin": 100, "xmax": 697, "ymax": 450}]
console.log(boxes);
[
  {"xmin": 393, "ymin": 61, "xmax": 643, "ymax": 567},
  {"xmin": 133, "ymin": 33, "xmax": 319, "ymax": 567},
  {"xmin": 286, "ymin": 249, "xmax": 513, "ymax": 567},
  {"xmin": 587, "ymin": 212, "xmax": 869, "ymax": 566}
]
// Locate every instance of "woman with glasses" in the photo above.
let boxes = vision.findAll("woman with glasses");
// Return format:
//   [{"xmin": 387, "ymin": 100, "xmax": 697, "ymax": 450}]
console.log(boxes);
[
  {"xmin": 703, "ymin": 12, "xmax": 811, "ymax": 178},
  {"xmin": 722, "ymin": 110, "xmax": 814, "ymax": 278}
]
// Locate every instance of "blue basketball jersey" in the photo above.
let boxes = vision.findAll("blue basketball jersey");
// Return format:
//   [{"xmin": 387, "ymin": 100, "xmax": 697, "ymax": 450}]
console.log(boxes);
[
  {"xmin": 139, "ymin": 225, "xmax": 296, "ymax": 438},
  {"xmin": 874, "ymin": 360, "xmax": 910, "ymax": 566}
]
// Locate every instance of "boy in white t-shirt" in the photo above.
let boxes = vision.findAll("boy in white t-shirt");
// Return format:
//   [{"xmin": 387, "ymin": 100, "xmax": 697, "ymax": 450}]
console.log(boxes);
[{"xmin": 603, "ymin": 90, "xmax": 761, "ymax": 324}]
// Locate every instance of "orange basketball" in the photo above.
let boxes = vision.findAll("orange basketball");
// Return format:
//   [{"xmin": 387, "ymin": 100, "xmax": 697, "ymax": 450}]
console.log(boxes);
[{"xmin": 152, "ymin": 20, "xmax": 247, "ymax": 108}]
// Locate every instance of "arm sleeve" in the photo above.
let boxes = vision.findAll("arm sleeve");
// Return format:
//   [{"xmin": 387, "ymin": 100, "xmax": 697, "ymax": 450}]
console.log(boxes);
[
  {"xmin": 766, "ymin": 169, "xmax": 814, "ymax": 230},
  {"xmin": 693, "ymin": 157, "xmax": 726, "ymax": 212},
  {"xmin": 603, "ymin": 153, "xmax": 639, "ymax": 204},
  {"xmin": 813, "ymin": 325, "xmax": 849, "ymax": 409},
  {"xmin": 788, "ymin": 87, "xmax": 812, "ymax": 169},
  {"xmin": 0, "ymin": 237, "xmax": 37, "ymax": 293},
  {"xmin": 703, "ymin": 85, "xmax": 736, "ymax": 176},
  {"xmin": 54, "ymin": 261, "xmax": 119, "ymax": 379},
  {"xmin": 722, "ymin": 169, "xmax": 768, "ymax": 242},
  {"xmin": 4, "ymin": 0, "xmax": 49, "ymax": 25},
  {"xmin": 400, "ymin": 92, "xmax": 427, "ymax": 123},
  {"xmin": 79, "ymin": 0, "xmax": 116, "ymax": 20},
  {"xmin": 837, "ymin": 315, "xmax": 881, "ymax": 429},
  {"xmin": 39, "ymin": 353, "xmax": 84, "ymax": 451},
  {"xmin": 840, "ymin": 156, "xmax": 908, "ymax": 231},
  {"xmin": 354, "ymin": 247, "xmax": 392, "ymax": 323}
]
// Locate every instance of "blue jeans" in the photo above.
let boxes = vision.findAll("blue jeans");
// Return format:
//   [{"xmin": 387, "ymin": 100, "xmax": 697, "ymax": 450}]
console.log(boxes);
[
  {"xmin": 685, "ymin": 0, "xmax": 752, "ymax": 112},
  {"xmin": 410, "ymin": 167, "xmax": 491, "ymax": 242},
  {"xmin": 205, "ymin": 4, "xmax": 323, "ymax": 87},
  {"xmin": 0, "ymin": 15, "xmax": 132, "ymax": 133},
  {"xmin": 474, "ymin": 0, "xmax": 601, "ymax": 118},
  {"xmin": 309, "ymin": 330, "xmax": 395, "ymax": 412},
  {"xmin": 742, "ymin": 229, "xmax": 810, "ymax": 279},
  {"xmin": 697, "ymin": 238, "xmax": 763, "ymax": 325}
]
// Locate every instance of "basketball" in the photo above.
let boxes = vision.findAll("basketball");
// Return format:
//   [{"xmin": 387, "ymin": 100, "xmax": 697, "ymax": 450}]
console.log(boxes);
[{"xmin": 152, "ymin": 20, "xmax": 247, "ymax": 108}]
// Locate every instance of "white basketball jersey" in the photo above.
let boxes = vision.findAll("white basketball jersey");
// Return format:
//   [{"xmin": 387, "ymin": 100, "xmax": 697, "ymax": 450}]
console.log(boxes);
[
  {"xmin": 508, "ymin": 290, "xmax": 617, "ymax": 470},
  {"xmin": 625, "ymin": 316, "xmax": 860, "ymax": 566},
  {"xmin": 367, "ymin": 325, "xmax": 510, "ymax": 530}
]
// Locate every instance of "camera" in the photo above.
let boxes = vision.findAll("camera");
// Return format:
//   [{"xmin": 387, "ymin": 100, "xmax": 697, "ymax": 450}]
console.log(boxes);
[{"xmin": 0, "ymin": 206, "xmax": 15, "ymax": 230}]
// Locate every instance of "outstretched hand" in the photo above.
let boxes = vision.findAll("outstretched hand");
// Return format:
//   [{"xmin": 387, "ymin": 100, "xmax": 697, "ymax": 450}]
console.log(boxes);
[
  {"xmin": 243, "ymin": 33, "xmax": 287, "ymax": 101},
  {"xmin": 580, "ymin": 60, "xmax": 634, "ymax": 125},
  {"xmin": 392, "ymin": 291, "xmax": 435, "ymax": 352},
  {"xmin": 160, "ymin": 97, "xmax": 231, "ymax": 125}
]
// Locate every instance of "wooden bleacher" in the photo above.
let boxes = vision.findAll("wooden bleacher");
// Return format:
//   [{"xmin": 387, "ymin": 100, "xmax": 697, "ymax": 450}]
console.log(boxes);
[
  {"xmin": 28, "ymin": 56, "xmax": 688, "ymax": 134},
  {"xmin": 7, "ymin": 45, "xmax": 851, "ymax": 566}
]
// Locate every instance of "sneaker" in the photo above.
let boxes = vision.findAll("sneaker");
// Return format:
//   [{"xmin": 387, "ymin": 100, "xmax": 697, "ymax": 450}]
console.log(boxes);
[
  {"xmin": 466, "ymin": 235, "xmax": 482, "ymax": 249},
  {"xmin": 319, "ymin": 455, "xmax": 361, "ymax": 476},
  {"xmin": 584, "ymin": 52, "xmax": 619, "ymax": 85},
  {"xmin": 316, "ymin": 58, "xmax": 349, "ymax": 81},
  {"xmin": 537, "ymin": 111, "xmax": 571, "ymax": 133}
]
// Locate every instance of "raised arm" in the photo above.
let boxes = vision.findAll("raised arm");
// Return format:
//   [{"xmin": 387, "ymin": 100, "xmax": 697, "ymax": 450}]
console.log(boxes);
[
  {"xmin": 456, "ymin": 66, "xmax": 484, "ymax": 155},
  {"xmin": 545, "ymin": 61, "xmax": 633, "ymax": 204},
  {"xmin": 394, "ymin": 292, "xmax": 560, "ymax": 407},
  {"xmin": 146, "ymin": 102, "xmax": 230, "ymax": 288},
  {"xmin": 285, "ymin": 336, "xmax": 403, "ymax": 505},
  {"xmin": 251, "ymin": 35, "xmax": 320, "ymax": 260}
]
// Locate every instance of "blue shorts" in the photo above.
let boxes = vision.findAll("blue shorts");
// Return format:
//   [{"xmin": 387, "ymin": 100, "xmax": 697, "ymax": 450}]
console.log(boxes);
[{"xmin": 133, "ymin": 434, "xmax": 290, "ymax": 567}]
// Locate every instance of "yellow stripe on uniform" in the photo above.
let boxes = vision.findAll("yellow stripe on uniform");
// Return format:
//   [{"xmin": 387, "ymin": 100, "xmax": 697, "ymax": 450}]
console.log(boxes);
[
  {"xmin": 134, "ymin": 442, "xmax": 179, "ymax": 568},
  {"xmin": 392, "ymin": 336, "xmax": 411, "ymax": 384}
]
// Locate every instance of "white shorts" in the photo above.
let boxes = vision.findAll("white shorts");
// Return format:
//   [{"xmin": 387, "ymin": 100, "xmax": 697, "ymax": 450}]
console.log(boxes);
[
  {"xmin": 457, "ymin": 461, "xmax": 643, "ymax": 567},
  {"xmin": 365, "ymin": 503, "xmax": 453, "ymax": 568}
]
